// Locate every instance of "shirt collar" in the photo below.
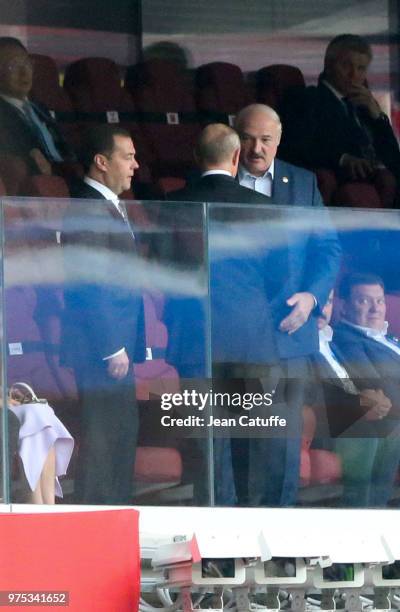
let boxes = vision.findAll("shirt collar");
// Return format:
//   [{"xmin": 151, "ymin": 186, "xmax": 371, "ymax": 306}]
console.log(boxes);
[
  {"xmin": 342, "ymin": 318, "xmax": 389, "ymax": 339},
  {"xmin": 201, "ymin": 170, "xmax": 233, "ymax": 178},
  {"xmin": 0, "ymin": 94, "xmax": 28, "ymax": 112},
  {"xmin": 319, "ymin": 324, "xmax": 333, "ymax": 343},
  {"xmin": 84, "ymin": 176, "xmax": 119, "ymax": 205},
  {"xmin": 322, "ymin": 80, "xmax": 346, "ymax": 102},
  {"xmin": 238, "ymin": 159, "xmax": 275, "ymax": 182}
]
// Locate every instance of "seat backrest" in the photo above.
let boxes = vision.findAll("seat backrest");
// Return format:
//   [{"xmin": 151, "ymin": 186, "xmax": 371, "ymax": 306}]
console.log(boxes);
[
  {"xmin": 332, "ymin": 182, "xmax": 382, "ymax": 208},
  {"xmin": 0, "ymin": 154, "xmax": 29, "ymax": 196},
  {"xmin": 30, "ymin": 54, "xmax": 73, "ymax": 113},
  {"xmin": 64, "ymin": 57, "xmax": 129, "ymax": 112},
  {"xmin": 195, "ymin": 61, "xmax": 251, "ymax": 117},
  {"xmin": 256, "ymin": 64, "xmax": 305, "ymax": 111},
  {"xmin": 125, "ymin": 59, "xmax": 200, "ymax": 177},
  {"xmin": 20, "ymin": 175, "xmax": 70, "ymax": 199}
]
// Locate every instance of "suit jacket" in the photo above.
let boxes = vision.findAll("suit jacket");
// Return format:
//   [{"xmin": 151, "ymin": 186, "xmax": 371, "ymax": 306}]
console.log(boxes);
[
  {"xmin": 238, "ymin": 160, "xmax": 341, "ymax": 359},
  {"xmin": 310, "ymin": 349, "xmax": 378, "ymax": 438},
  {"xmin": 161, "ymin": 174, "xmax": 279, "ymax": 372},
  {"xmin": 61, "ymin": 181, "xmax": 145, "ymax": 369},
  {"xmin": 0, "ymin": 97, "xmax": 74, "ymax": 171},
  {"xmin": 332, "ymin": 321, "xmax": 400, "ymax": 426},
  {"xmin": 161, "ymin": 171, "xmax": 340, "ymax": 373},
  {"xmin": 280, "ymin": 81, "xmax": 400, "ymax": 178}
]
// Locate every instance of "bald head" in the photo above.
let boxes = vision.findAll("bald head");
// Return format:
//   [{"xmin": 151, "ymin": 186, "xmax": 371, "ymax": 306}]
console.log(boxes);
[
  {"xmin": 194, "ymin": 123, "xmax": 241, "ymax": 174},
  {"xmin": 234, "ymin": 104, "xmax": 282, "ymax": 176}
]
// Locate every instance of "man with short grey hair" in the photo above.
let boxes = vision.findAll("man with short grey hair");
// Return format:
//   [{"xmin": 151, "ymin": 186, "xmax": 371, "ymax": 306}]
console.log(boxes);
[{"xmin": 281, "ymin": 34, "xmax": 400, "ymax": 205}]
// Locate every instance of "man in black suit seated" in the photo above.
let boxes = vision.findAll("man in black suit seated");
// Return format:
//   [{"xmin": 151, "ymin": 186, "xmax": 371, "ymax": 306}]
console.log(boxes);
[
  {"xmin": 310, "ymin": 289, "xmax": 398, "ymax": 507},
  {"xmin": 330, "ymin": 273, "xmax": 400, "ymax": 506},
  {"xmin": 281, "ymin": 34, "xmax": 400, "ymax": 206},
  {"xmin": 61, "ymin": 125, "xmax": 145, "ymax": 504},
  {"xmin": 0, "ymin": 37, "xmax": 73, "ymax": 174}
]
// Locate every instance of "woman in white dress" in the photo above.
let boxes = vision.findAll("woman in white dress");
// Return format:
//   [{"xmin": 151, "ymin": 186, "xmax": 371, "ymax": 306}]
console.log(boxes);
[{"xmin": 8, "ymin": 382, "xmax": 74, "ymax": 504}]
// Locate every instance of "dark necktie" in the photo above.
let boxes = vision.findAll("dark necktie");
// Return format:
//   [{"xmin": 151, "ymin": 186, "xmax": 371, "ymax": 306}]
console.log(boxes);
[{"xmin": 342, "ymin": 98, "xmax": 377, "ymax": 164}]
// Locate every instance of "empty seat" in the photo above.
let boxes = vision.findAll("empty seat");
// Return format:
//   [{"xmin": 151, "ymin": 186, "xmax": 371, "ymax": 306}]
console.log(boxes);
[
  {"xmin": 64, "ymin": 57, "xmax": 153, "ymax": 176},
  {"xmin": 19, "ymin": 174, "xmax": 70, "ymax": 199},
  {"xmin": 125, "ymin": 59, "xmax": 200, "ymax": 178},
  {"xmin": 256, "ymin": 64, "xmax": 306, "ymax": 113},
  {"xmin": 195, "ymin": 62, "xmax": 251, "ymax": 123},
  {"xmin": 332, "ymin": 182, "xmax": 383, "ymax": 208},
  {"xmin": 0, "ymin": 154, "xmax": 29, "ymax": 196},
  {"xmin": 5, "ymin": 285, "xmax": 77, "ymax": 404},
  {"xmin": 30, "ymin": 54, "xmax": 78, "ymax": 149}
]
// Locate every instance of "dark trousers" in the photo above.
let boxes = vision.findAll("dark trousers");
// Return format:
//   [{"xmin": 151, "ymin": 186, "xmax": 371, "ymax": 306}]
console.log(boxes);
[
  {"xmin": 73, "ymin": 360, "xmax": 138, "ymax": 505},
  {"xmin": 247, "ymin": 357, "xmax": 309, "ymax": 507}
]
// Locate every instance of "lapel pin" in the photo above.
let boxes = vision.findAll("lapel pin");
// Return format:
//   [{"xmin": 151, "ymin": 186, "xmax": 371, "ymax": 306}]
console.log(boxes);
[{"xmin": 282, "ymin": 176, "xmax": 289, "ymax": 183}]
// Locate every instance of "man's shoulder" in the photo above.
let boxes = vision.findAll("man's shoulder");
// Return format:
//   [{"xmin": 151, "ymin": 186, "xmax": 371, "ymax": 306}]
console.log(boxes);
[
  {"xmin": 168, "ymin": 174, "xmax": 270, "ymax": 205},
  {"xmin": 69, "ymin": 179, "xmax": 105, "ymax": 200},
  {"xmin": 333, "ymin": 322, "xmax": 367, "ymax": 344}
]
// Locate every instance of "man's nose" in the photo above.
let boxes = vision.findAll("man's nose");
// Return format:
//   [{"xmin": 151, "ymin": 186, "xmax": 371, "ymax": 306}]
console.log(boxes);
[{"xmin": 252, "ymin": 139, "xmax": 262, "ymax": 153}]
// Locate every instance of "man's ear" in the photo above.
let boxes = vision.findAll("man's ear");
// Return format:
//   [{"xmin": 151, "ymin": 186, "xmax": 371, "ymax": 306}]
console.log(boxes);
[
  {"xmin": 94, "ymin": 153, "xmax": 108, "ymax": 172},
  {"xmin": 232, "ymin": 146, "xmax": 241, "ymax": 171}
]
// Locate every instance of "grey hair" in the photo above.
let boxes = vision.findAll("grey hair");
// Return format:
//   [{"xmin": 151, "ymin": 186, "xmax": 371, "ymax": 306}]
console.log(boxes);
[{"xmin": 195, "ymin": 123, "xmax": 240, "ymax": 166}]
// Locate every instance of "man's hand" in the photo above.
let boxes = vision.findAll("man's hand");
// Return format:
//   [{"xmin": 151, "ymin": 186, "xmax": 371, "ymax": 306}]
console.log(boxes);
[
  {"xmin": 107, "ymin": 349, "xmax": 130, "ymax": 380},
  {"xmin": 340, "ymin": 154, "xmax": 375, "ymax": 180},
  {"xmin": 279, "ymin": 292, "xmax": 315, "ymax": 335},
  {"xmin": 347, "ymin": 85, "xmax": 381, "ymax": 119},
  {"xmin": 360, "ymin": 388, "xmax": 392, "ymax": 420},
  {"xmin": 29, "ymin": 148, "xmax": 52, "ymax": 175}
]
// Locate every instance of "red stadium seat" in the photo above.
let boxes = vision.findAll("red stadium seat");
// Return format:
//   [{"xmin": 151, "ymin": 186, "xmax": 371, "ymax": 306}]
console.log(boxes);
[
  {"xmin": 20, "ymin": 174, "xmax": 70, "ymax": 199},
  {"xmin": 0, "ymin": 177, "xmax": 6, "ymax": 196},
  {"xmin": 300, "ymin": 406, "xmax": 343, "ymax": 497},
  {"xmin": 195, "ymin": 61, "xmax": 252, "ymax": 122},
  {"xmin": 0, "ymin": 154, "xmax": 29, "ymax": 195},
  {"xmin": 30, "ymin": 53, "xmax": 78, "ymax": 148},
  {"xmin": 256, "ymin": 64, "xmax": 306, "ymax": 112},
  {"xmin": 332, "ymin": 182, "xmax": 383, "ymax": 208},
  {"xmin": 5, "ymin": 286, "xmax": 78, "ymax": 404},
  {"xmin": 125, "ymin": 59, "xmax": 200, "ymax": 178},
  {"xmin": 64, "ymin": 57, "xmax": 153, "ymax": 178}
]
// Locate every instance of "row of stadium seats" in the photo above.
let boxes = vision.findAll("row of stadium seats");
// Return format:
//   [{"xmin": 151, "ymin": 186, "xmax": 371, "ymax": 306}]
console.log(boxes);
[{"xmin": 0, "ymin": 55, "xmax": 382, "ymax": 207}]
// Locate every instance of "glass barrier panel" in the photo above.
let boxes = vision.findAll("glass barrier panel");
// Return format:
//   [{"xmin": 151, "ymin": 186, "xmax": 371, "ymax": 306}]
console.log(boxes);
[
  {"xmin": 0, "ymin": 197, "xmax": 10, "ymax": 504},
  {"xmin": 207, "ymin": 202, "xmax": 400, "ymax": 509},
  {"xmin": 2, "ymin": 196, "xmax": 211, "ymax": 506}
]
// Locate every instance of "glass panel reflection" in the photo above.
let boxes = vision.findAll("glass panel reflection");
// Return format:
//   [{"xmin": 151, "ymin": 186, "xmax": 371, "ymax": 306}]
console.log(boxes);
[
  {"xmin": 208, "ymin": 203, "xmax": 400, "ymax": 509},
  {"xmin": 3, "ymin": 196, "xmax": 210, "ymax": 506}
]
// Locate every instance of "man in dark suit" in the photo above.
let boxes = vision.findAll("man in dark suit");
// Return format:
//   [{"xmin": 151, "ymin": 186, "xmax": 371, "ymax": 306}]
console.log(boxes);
[
  {"xmin": 61, "ymin": 125, "xmax": 145, "ymax": 504},
  {"xmin": 0, "ymin": 37, "xmax": 73, "ymax": 174},
  {"xmin": 331, "ymin": 273, "xmax": 400, "ymax": 506},
  {"xmin": 233, "ymin": 103, "xmax": 341, "ymax": 506},
  {"xmin": 310, "ymin": 289, "xmax": 398, "ymax": 507},
  {"xmin": 163, "ymin": 124, "xmax": 280, "ymax": 505},
  {"xmin": 280, "ymin": 35, "xmax": 400, "ymax": 206}
]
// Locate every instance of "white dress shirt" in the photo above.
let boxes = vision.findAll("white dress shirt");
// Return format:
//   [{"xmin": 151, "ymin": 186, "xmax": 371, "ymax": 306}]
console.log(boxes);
[
  {"xmin": 319, "ymin": 325, "xmax": 351, "ymax": 379},
  {"xmin": 201, "ymin": 170, "xmax": 233, "ymax": 178},
  {"xmin": 237, "ymin": 160, "xmax": 275, "ymax": 197}
]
